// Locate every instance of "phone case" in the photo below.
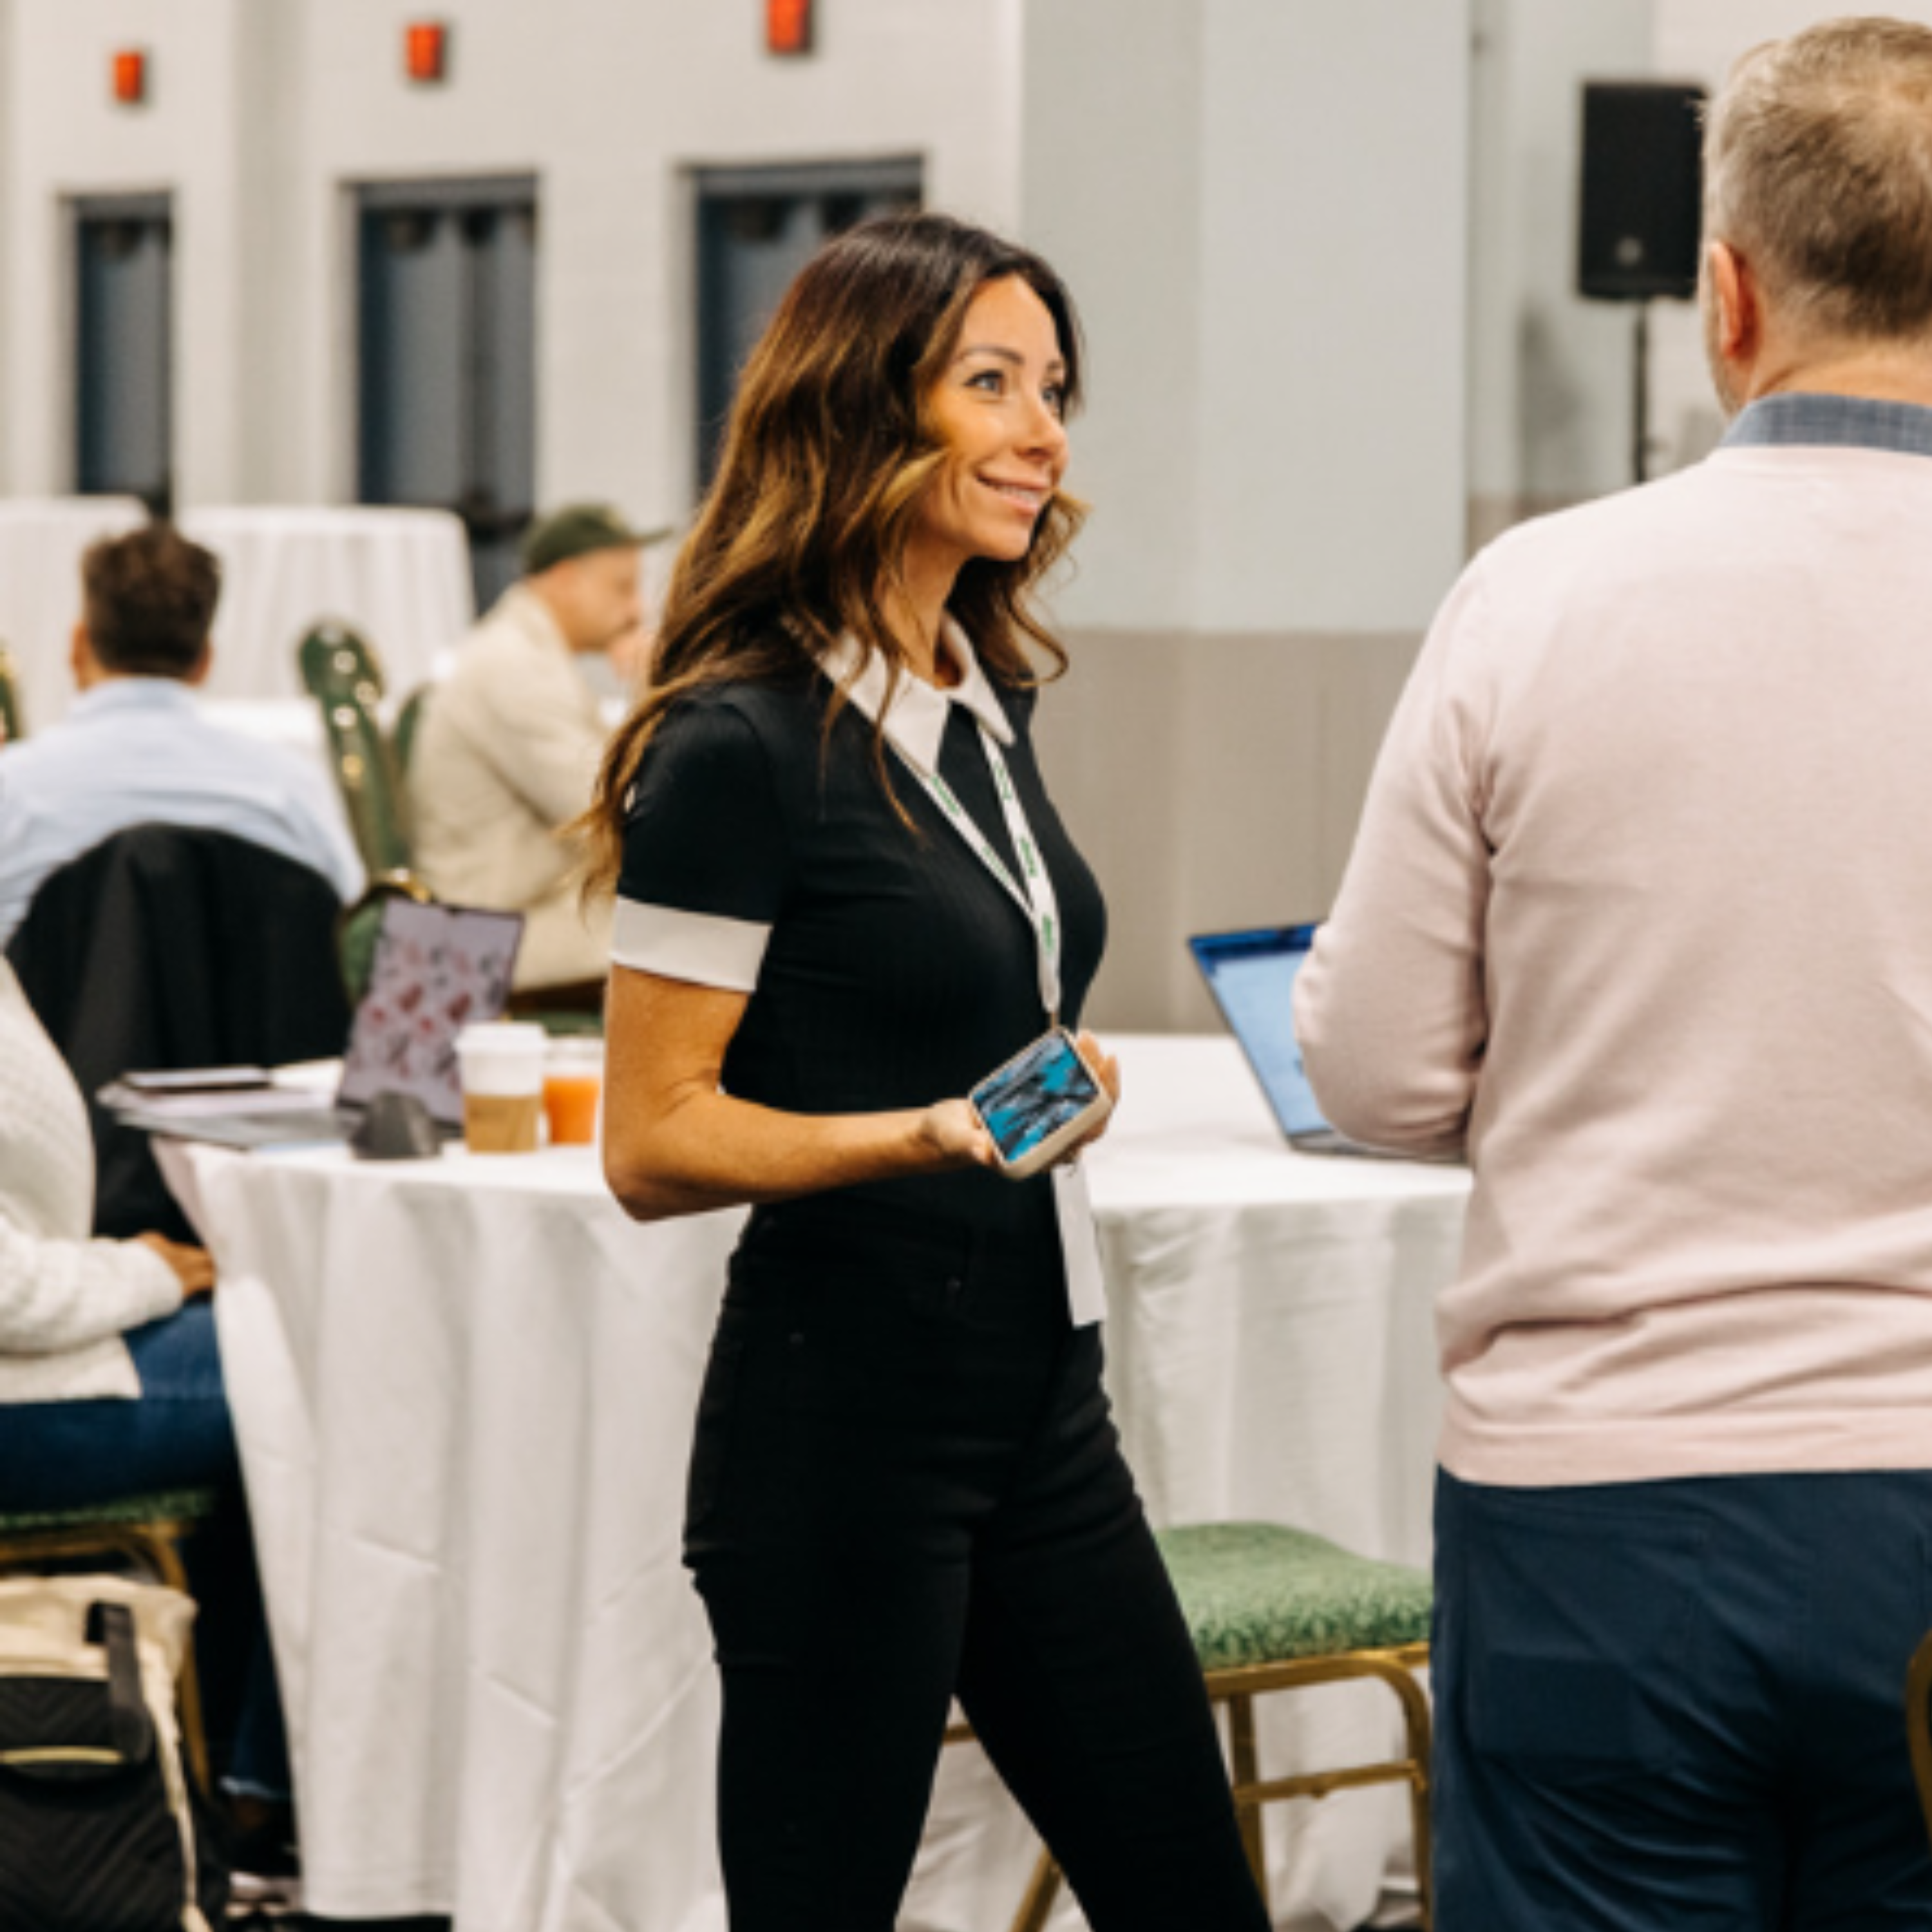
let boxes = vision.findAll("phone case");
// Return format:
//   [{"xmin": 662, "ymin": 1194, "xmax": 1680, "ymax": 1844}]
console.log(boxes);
[{"xmin": 969, "ymin": 1028, "xmax": 1115, "ymax": 1182}]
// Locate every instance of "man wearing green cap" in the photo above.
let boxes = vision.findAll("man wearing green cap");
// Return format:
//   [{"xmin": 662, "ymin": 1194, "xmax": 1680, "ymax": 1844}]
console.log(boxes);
[{"xmin": 409, "ymin": 504, "xmax": 658, "ymax": 991}]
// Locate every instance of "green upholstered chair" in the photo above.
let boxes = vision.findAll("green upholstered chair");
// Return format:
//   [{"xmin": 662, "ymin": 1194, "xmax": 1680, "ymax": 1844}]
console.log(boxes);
[
  {"xmin": 951, "ymin": 1521, "xmax": 1435, "ymax": 1932},
  {"xmin": 392, "ymin": 682, "xmax": 431, "ymax": 773},
  {"xmin": 0, "ymin": 1488, "xmax": 221, "ymax": 1791},
  {"xmin": 298, "ymin": 623, "xmax": 414, "ymax": 878},
  {"xmin": 0, "ymin": 641, "xmax": 24, "ymax": 743},
  {"xmin": 1909, "ymin": 1627, "xmax": 1932, "ymax": 1851},
  {"xmin": 1156, "ymin": 1523, "xmax": 1434, "ymax": 1921},
  {"xmin": 298, "ymin": 620, "xmax": 387, "ymax": 708}
]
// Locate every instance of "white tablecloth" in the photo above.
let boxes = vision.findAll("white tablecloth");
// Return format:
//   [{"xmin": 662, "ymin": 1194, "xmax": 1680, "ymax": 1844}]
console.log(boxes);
[
  {"xmin": 173, "ymin": 1037, "xmax": 1468, "ymax": 1932},
  {"xmin": 0, "ymin": 497, "xmax": 146, "ymax": 732},
  {"xmin": 176, "ymin": 506, "xmax": 474, "ymax": 706}
]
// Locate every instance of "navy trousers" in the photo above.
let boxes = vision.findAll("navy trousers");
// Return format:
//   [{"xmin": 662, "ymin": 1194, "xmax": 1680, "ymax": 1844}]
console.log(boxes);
[
  {"xmin": 686, "ymin": 1200, "xmax": 1270, "ymax": 1932},
  {"xmin": 1434, "ymin": 1466, "xmax": 1932, "ymax": 1931}
]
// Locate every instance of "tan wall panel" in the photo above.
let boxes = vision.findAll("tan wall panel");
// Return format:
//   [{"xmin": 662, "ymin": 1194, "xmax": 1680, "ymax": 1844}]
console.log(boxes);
[{"xmin": 1034, "ymin": 627, "xmax": 1423, "ymax": 1032}]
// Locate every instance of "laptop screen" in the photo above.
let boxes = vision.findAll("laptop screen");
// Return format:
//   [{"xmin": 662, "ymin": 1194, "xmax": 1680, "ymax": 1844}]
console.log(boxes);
[
  {"xmin": 337, "ymin": 899, "xmax": 524, "ymax": 1125},
  {"xmin": 1186, "ymin": 925, "xmax": 1331, "ymax": 1139}
]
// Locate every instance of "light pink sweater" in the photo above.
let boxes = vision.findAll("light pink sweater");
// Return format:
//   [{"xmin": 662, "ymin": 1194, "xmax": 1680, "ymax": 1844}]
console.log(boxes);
[{"xmin": 1296, "ymin": 439, "xmax": 1932, "ymax": 1487}]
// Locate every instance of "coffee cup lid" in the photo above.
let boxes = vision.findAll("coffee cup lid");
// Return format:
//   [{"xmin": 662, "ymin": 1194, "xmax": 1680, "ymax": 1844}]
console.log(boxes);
[{"xmin": 456, "ymin": 1021, "xmax": 546, "ymax": 1054}]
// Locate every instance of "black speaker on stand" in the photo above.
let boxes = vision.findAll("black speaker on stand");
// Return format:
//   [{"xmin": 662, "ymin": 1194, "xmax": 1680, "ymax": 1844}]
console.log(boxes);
[{"xmin": 1577, "ymin": 80, "xmax": 1707, "ymax": 482}]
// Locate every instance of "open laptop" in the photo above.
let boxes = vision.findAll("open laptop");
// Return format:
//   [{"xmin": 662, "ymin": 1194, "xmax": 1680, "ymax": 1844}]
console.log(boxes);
[
  {"xmin": 102, "ymin": 898, "xmax": 524, "ymax": 1150},
  {"xmin": 1187, "ymin": 923, "xmax": 1403, "ymax": 1159}
]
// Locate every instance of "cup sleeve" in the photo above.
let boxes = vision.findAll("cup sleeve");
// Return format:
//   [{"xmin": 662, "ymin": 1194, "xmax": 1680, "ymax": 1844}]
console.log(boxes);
[{"xmin": 612, "ymin": 700, "xmax": 791, "ymax": 993}]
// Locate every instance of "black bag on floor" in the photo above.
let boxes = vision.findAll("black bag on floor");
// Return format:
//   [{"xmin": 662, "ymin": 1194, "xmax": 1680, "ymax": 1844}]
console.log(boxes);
[{"xmin": 0, "ymin": 1575, "xmax": 227, "ymax": 1931}]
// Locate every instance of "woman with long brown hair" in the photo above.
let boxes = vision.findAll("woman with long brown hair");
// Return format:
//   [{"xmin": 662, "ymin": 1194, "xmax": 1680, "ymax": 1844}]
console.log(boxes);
[{"xmin": 583, "ymin": 213, "xmax": 1267, "ymax": 1929}]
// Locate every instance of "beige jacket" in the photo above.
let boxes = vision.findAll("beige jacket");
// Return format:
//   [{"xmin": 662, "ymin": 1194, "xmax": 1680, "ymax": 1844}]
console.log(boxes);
[{"xmin": 409, "ymin": 585, "xmax": 612, "ymax": 989}]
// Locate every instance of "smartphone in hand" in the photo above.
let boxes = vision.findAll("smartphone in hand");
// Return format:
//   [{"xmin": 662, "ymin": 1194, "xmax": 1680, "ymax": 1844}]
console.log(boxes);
[{"xmin": 969, "ymin": 1027, "xmax": 1113, "ymax": 1180}]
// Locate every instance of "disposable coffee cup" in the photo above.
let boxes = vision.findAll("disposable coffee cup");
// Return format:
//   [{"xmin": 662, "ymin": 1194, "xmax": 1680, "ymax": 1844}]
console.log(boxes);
[{"xmin": 455, "ymin": 1022, "xmax": 547, "ymax": 1154}]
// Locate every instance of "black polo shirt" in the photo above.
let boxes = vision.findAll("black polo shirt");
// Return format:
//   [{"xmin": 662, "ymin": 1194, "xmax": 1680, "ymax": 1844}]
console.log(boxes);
[{"xmin": 614, "ymin": 641, "xmax": 1106, "ymax": 1244}]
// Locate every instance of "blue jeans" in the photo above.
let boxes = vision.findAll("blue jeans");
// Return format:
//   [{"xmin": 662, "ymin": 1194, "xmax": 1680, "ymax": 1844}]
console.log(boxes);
[
  {"xmin": 0, "ymin": 1300, "xmax": 290, "ymax": 1798},
  {"xmin": 1434, "ymin": 1465, "xmax": 1932, "ymax": 1931}
]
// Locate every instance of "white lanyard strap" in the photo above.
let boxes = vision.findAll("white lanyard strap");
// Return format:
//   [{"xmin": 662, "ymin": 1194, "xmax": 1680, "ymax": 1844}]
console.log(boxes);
[{"xmin": 898, "ymin": 725, "xmax": 1062, "ymax": 1023}]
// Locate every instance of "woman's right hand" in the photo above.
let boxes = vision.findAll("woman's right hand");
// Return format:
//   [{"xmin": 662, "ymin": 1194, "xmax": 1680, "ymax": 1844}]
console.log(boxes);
[
  {"xmin": 133, "ymin": 1234, "xmax": 216, "ymax": 1297},
  {"xmin": 915, "ymin": 1098, "xmax": 999, "ymax": 1173}
]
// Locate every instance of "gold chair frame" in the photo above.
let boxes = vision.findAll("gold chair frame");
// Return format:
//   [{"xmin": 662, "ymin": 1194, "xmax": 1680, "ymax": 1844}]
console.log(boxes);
[
  {"xmin": 949, "ymin": 1638, "xmax": 1434, "ymax": 1932},
  {"xmin": 0, "ymin": 1508, "xmax": 213, "ymax": 1792},
  {"xmin": 0, "ymin": 639, "xmax": 23, "ymax": 743},
  {"xmin": 1909, "ymin": 1627, "xmax": 1932, "ymax": 1852}
]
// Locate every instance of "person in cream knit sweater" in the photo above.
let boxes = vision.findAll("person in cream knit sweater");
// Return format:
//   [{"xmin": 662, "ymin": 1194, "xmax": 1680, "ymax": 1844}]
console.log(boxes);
[
  {"xmin": 0, "ymin": 956, "xmax": 289, "ymax": 1829},
  {"xmin": 0, "ymin": 960, "xmax": 209, "ymax": 1403}
]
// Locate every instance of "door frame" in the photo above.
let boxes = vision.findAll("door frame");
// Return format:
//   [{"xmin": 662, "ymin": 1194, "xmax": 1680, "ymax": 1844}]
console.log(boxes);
[
  {"xmin": 350, "ymin": 174, "xmax": 539, "ymax": 604},
  {"xmin": 687, "ymin": 156, "xmax": 923, "ymax": 491}
]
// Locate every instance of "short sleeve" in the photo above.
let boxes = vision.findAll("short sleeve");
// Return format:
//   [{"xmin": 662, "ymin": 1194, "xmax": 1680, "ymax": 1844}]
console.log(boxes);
[{"xmin": 611, "ymin": 698, "xmax": 791, "ymax": 991}]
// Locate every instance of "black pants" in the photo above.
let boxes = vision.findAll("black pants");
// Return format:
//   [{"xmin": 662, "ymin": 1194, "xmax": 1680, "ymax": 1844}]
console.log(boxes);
[{"xmin": 686, "ymin": 1200, "xmax": 1271, "ymax": 1931}]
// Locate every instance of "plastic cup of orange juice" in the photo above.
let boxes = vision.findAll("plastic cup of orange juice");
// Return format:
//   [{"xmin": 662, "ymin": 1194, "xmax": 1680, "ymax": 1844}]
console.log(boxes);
[{"xmin": 543, "ymin": 1037, "xmax": 604, "ymax": 1147}]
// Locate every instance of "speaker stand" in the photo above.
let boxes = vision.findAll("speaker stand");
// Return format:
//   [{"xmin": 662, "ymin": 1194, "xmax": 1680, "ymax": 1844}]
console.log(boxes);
[{"xmin": 1631, "ymin": 300, "xmax": 1653, "ymax": 484}]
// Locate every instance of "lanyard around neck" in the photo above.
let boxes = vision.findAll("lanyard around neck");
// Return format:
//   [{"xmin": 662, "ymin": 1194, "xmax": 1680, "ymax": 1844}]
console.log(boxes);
[{"xmin": 895, "ymin": 725, "xmax": 1062, "ymax": 1025}]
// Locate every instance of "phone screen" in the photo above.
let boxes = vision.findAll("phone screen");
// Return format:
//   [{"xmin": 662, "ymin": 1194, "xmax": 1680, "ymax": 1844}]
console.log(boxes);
[{"xmin": 971, "ymin": 1032, "xmax": 1103, "ymax": 1165}]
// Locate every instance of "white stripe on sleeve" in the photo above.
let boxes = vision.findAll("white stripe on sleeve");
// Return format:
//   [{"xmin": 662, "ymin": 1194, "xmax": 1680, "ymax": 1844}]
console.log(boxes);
[{"xmin": 611, "ymin": 898, "xmax": 772, "ymax": 992}]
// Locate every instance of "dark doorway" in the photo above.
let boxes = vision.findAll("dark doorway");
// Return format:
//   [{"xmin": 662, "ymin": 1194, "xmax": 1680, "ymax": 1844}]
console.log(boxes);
[
  {"xmin": 694, "ymin": 159, "xmax": 922, "ymax": 490},
  {"xmin": 357, "ymin": 178, "xmax": 538, "ymax": 611},
  {"xmin": 75, "ymin": 194, "xmax": 173, "ymax": 516}
]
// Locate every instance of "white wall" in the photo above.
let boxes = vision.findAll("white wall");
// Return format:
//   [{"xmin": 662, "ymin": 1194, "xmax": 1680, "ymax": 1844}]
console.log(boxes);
[
  {"xmin": 1023, "ymin": 0, "xmax": 1469, "ymax": 639},
  {"xmin": 1466, "ymin": 0, "xmax": 1655, "ymax": 540},
  {"xmin": 287, "ymin": 0, "xmax": 1023, "ymax": 522},
  {"xmin": 1019, "ymin": 0, "xmax": 1472, "ymax": 1027},
  {"xmin": 0, "ymin": 0, "xmax": 1027, "ymax": 519},
  {"xmin": 3, "ymin": 0, "xmax": 262, "ymax": 503}
]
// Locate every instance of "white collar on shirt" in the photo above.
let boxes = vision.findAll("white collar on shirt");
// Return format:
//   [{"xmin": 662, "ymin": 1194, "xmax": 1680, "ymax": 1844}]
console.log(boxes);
[{"xmin": 818, "ymin": 620, "xmax": 1014, "ymax": 777}]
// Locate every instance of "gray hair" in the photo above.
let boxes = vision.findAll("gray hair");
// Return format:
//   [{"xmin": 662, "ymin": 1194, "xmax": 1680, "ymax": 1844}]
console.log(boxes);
[{"xmin": 1705, "ymin": 15, "xmax": 1932, "ymax": 342}]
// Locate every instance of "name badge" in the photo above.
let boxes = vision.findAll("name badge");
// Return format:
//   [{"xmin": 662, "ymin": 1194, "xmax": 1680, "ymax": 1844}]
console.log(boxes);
[{"xmin": 1052, "ymin": 1160, "xmax": 1107, "ymax": 1327}]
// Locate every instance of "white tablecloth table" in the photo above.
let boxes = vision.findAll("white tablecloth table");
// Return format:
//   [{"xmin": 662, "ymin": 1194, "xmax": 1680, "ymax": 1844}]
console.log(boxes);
[
  {"xmin": 177, "ymin": 505, "xmax": 474, "ymax": 705},
  {"xmin": 0, "ymin": 496, "xmax": 146, "ymax": 732},
  {"xmin": 173, "ymin": 1037, "xmax": 1468, "ymax": 1931}
]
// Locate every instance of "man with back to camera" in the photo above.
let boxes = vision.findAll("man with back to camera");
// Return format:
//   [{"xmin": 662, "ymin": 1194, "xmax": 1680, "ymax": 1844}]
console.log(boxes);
[
  {"xmin": 1296, "ymin": 18, "xmax": 1932, "ymax": 1929},
  {"xmin": 0, "ymin": 522, "xmax": 362, "ymax": 945},
  {"xmin": 409, "ymin": 502, "xmax": 661, "ymax": 993}
]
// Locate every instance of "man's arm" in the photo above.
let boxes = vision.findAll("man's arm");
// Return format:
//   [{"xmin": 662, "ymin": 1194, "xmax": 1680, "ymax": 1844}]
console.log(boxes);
[{"xmin": 1294, "ymin": 563, "xmax": 1495, "ymax": 1157}]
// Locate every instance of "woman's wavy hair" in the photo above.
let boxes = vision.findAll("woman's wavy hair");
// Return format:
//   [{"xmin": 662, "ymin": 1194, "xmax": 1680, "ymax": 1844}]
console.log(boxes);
[{"xmin": 576, "ymin": 211, "xmax": 1086, "ymax": 897}]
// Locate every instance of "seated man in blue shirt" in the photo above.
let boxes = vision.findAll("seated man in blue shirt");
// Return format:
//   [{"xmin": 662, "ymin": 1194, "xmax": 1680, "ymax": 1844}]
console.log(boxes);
[{"xmin": 0, "ymin": 522, "xmax": 362, "ymax": 944}]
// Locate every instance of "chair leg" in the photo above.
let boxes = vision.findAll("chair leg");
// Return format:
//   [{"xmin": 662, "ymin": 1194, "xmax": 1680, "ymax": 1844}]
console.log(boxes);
[
  {"xmin": 1008, "ymin": 1849, "xmax": 1062, "ymax": 1932},
  {"xmin": 113, "ymin": 1524, "xmax": 214, "ymax": 1796},
  {"xmin": 1227, "ymin": 1692, "xmax": 1268, "ymax": 1908},
  {"xmin": 1378, "ymin": 1658, "xmax": 1435, "ymax": 1930},
  {"xmin": 172, "ymin": 1640, "xmax": 213, "ymax": 1796}
]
